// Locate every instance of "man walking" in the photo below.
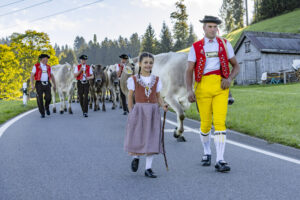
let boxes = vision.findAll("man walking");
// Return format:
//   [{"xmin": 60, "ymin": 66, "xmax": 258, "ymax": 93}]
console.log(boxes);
[{"xmin": 186, "ymin": 16, "xmax": 240, "ymax": 172}]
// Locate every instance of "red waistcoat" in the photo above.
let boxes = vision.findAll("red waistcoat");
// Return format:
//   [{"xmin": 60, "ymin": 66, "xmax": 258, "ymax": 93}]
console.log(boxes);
[
  {"xmin": 34, "ymin": 63, "xmax": 51, "ymax": 81},
  {"xmin": 76, "ymin": 64, "xmax": 91, "ymax": 80},
  {"xmin": 193, "ymin": 37, "xmax": 230, "ymax": 82},
  {"xmin": 118, "ymin": 64, "xmax": 124, "ymax": 77}
]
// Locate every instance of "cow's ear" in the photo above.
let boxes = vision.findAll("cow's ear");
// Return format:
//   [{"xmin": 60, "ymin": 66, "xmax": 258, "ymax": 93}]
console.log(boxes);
[
  {"xmin": 103, "ymin": 66, "xmax": 107, "ymax": 71},
  {"xmin": 91, "ymin": 65, "xmax": 95, "ymax": 70}
]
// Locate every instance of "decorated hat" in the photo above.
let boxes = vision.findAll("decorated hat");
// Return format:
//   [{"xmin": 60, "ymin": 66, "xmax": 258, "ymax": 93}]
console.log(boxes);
[
  {"xmin": 200, "ymin": 15, "xmax": 222, "ymax": 25},
  {"xmin": 39, "ymin": 53, "xmax": 50, "ymax": 59},
  {"xmin": 119, "ymin": 54, "xmax": 128, "ymax": 59},
  {"xmin": 79, "ymin": 55, "xmax": 88, "ymax": 60}
]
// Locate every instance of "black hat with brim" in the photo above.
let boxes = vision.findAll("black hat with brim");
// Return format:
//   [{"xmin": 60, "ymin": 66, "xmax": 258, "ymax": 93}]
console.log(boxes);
[
  {"xmin": 119, "ymin": 54, "xmax": 128, "ymax": 59},
  {"xmin": 39, "ymin": 54, "xmax": 50, "ymax": 59},
  {"xmin": 79, "ymin": 55, "xmax": 88, "ymax": 60},
  {"xmin": 200, "ymin": 15, "xmax": 222, "ymax": 25}
]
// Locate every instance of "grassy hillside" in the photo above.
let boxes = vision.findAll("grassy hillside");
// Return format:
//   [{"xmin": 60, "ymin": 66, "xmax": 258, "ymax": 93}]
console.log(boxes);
[
  {"xmin": 225, "ymin": 8, "xmax": 300, "ymax": 46},
  {"xmin": 178, "ymin": 8, "xmax": 300, "ymax": 53}
]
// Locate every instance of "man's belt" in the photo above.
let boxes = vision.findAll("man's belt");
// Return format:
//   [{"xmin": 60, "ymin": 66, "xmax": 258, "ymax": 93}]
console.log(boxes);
[
  {"xmin": 38, "ymin": 81, "xmax": 49, "ymax": 86},
  {"xmin": 79, "ymin": 80, "xmax": 88, "ymax": 84}
]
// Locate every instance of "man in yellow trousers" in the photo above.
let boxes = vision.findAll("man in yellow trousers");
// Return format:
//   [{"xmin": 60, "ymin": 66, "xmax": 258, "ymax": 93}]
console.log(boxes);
[{"xmin": 186, "ymin": 16, "xmax": 240, "ymax": 172}]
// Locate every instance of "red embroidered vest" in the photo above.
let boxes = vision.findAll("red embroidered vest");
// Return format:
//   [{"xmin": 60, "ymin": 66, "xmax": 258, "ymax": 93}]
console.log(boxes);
[
  {"xmin": 132, "ymin": 75, "xmax": 159, "ymax": 104},
  {"xmin": 193, "ymin": 37, "xmax": 230, "ymax": 82},
  {"xmin": 118, "ymin": 64, "xmax": 124, "ymax": 77},
  {"xmin": 76, "ymin": 64, "xmax": 91, "ymax": 80},
  {"xmin": 34, "ymin": 63, "xmax": 51, "ymax": 81}
]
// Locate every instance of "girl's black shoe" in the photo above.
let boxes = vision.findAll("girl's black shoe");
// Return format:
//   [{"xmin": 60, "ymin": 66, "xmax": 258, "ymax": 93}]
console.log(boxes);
[
  {"xmin": 145, "ymin": 169, "xmax": 157, "ymax": 178},
  {"xmin": 131, "ymin": 158, "xmax": 139, "ymax": 172}
]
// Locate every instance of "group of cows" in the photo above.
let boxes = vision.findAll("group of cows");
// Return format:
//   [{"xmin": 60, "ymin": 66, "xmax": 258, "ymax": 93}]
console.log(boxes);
[{"xmin": 50, "ymin": 52, "xmax": 234, "ymax": 142}]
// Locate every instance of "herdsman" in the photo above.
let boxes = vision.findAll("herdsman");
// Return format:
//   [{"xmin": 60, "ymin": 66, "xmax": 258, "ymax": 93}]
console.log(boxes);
[
  {"xmin": 30, "ymin": 54, "xmax": 56, "ymax": 118},
  {"xmin": 117, "ymin": 54, "xmax": 129, "ymax": 115},
  {"xmin": 186, "ymin": 16, "xmax": 240, "ymax": 172},
  {"xmin": 74, "ymin": 55, "xmax": 94, "ymax": 117}
]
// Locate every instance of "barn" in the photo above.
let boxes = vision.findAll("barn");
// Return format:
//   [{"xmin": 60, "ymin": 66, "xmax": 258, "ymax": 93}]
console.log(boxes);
[{"xmin": 234, "ymin": 31, "xmax": 300, "ymax": 85}]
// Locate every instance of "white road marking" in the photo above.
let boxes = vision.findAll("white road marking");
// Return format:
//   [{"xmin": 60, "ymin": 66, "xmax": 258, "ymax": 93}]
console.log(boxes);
[
  {"xmin": 1, "ymin": 107, "xmax": 299, "ymax": 165},
  {"xmin": 163, "ymin": 118, "xmax": 300, "ymax": 165},
  {"xmin": 0, "ymin": 108, "xmax": 38, "ymax": 138}
]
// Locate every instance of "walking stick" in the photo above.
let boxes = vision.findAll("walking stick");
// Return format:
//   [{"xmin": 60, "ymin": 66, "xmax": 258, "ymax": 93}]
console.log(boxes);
[{"xmin": 162, "ymin": 110, "xmax": 169, "ymax": 171}]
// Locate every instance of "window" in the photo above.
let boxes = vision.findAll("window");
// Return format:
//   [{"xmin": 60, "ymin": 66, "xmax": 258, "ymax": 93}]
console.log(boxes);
[{"xmin": 245, "ymin": 41, "xmax": 251, "ymax": 53}]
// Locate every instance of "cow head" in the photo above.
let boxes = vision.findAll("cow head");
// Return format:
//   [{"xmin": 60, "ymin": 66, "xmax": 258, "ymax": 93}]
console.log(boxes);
[{"xmin": 93, "ymin": 64, "xmax": 107, "ymax": 87}]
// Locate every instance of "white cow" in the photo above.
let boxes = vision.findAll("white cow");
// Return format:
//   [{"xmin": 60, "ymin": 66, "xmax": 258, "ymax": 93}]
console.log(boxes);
[
  {"xmin": 51, "ymin": 63, "xmax": 76, "ymax": 114},
  {"xmin": 120, "ymin": 53, "xmax": 190, "ymax": 141}
]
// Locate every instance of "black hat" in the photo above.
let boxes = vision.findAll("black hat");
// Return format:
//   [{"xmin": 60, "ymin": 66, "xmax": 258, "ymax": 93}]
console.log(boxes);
[
  {"xmin": 119, "ymin": 54, "xmax": 128, "ymax": 59},
  {"xmin": 79, "ymin": 55, "xmax": 88, "ymax": 60},
  {"xmin": 200, "ymin": 16, "xmax": 222, "ymax": 25},
  {"xmin": 39, "ymin": 54, "xmax": 50, "ymax": 59}
]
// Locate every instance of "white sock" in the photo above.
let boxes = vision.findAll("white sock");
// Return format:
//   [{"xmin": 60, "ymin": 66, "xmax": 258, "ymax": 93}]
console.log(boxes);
[
  {"xmin": 133, "ymin": 155, "xmax": 139, "ymax": 159},
  {"xmin": 145, "ymin": 155, "xmax": 154, "ymax": 170},
  {"xmin": 214, "ymin": 131, "xmax": 227, "ymax": 162},
  {"xmin": 200, "ymin": 131, "xmax": 211, "ymax": 155}
]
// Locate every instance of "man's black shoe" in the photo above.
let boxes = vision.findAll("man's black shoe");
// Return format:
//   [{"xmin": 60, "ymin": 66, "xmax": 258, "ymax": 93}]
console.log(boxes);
[
  {"xmin": 145, "ymin": 169, "xmax": 157, "ymax": 178},
  {"xmin": 46, "ymin": 109, "xmax": 50, "ymax": 115},
  {"xmin": 41, "ymin": 114, "xmax": 45, "ymax": 118},
  {"xmin": 123, "ymin": 111, "xmax": 127, "ymax": 115},
  {"xmin": 215, "ymin": 160, "xmax": 231, "ymax": 172},
  {"xmin": 201, "ymin": 155, "xmax": 211, "ymax": 166},
  {"xmin": 131, "ymin": 158, "xmax": 139, "ymax": 172},
  {"xmin": 83, "ymin": 113, "xmax": 88, "ymax": 117}
]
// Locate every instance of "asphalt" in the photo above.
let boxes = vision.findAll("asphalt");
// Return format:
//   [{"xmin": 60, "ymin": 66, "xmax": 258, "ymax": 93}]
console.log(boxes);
[{"xmin": 0, "ymin": 102, "xmax": 300, "ymax": 200}]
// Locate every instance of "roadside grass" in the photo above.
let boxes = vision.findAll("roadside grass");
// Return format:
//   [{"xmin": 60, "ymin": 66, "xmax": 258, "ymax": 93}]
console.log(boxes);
[
  {"xmin": 184, "ymin": 83, "xmax": 300, "ymax": 149},
  {"xmin": 0, "ymin": 99, "xmax": 37, "ymax": 124}
]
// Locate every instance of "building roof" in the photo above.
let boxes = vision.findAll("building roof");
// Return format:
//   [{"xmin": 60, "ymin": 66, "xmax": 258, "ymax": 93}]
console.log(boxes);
[{"xmin": 234, "ymin": 31, "xmax": 300, "ymax": 54}]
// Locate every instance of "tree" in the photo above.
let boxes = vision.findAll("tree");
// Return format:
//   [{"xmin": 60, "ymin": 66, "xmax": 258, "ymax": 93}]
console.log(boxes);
[
  {"xmin": 220, "ymin": 0, "xmax": 244, "ymax": 33},
  {"xmin": 141, "ymin": 24, "xmax": 158, "ymax": 54},
  {"xmin": 59, "ymin": 49, "xmax": 77, "ymax": 65},
  {"xmin": 0, "ymin": 44, "xmax": 23, "ymax": 99},
  {"xmin": 158, "ymin": 21, "xmax": 173, "ymax": 53},
  {"xmin": 10, "ymin": 30, "xmax": 59, "ymax": 83},
  {"xmin": 170, "ymin": 0, "xmax": 189, "ymax": 51},
  {"xmin": 128, "ymin": 33, "xmax": 141, "ymax": 58},
  {"xmin": 186, "ymin": 24, "xmax": 197, "ymax": 47},
  {"xmin": 73, "ymin": 36, "xmax": 87, "ymax": 56}
]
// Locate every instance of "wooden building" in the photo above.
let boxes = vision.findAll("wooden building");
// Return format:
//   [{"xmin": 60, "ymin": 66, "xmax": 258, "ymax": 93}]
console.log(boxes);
[{"xmin": 234, "ymin": 31, "xmax": 300, "ymax": 85}]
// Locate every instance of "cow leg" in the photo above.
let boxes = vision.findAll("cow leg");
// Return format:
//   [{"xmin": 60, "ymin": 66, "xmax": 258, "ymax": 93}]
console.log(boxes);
[
  {"xmin": 52, "ymin": 88, "xmax": 56, "ymax": 113},
  {"xmin": 102, "ymin": 89, "xmax": 106, "ymax": 112},
  {"xmin": 111, "ymin": 88, "xmax": 116, "ymax": 110},
  {"xmin": 63, "ymin": 92, "xmax": 67, "ymax": 112},
  {"xmin": 164, "ymin": 95, "xmax": 186, "ymax": 142},
  {"xmin": 67, "ymin": 90, "xmax": 73, "ymax": 114},
  {"xmin": 59, "ymin": 91, "xmax": 64, "ymax": 114}
]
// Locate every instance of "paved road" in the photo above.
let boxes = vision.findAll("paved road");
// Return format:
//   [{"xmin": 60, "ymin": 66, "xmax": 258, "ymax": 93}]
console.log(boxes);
[{"xmin": 1, "ymin": 102, "xmax": 300, "ymax": 200}]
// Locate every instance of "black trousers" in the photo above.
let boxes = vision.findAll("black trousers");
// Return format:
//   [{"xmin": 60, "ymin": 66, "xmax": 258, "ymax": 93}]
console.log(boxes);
[
  {"xmin": 77, "ymin": 81, "xmax": 90, "ymax": 113},
  {"xmin": 35, "ymin": 81, "xmax": 51, "ymax": 115},
  {"xmin": 119, "ymin": 82, "xmax": 128, "ymax": 112}
]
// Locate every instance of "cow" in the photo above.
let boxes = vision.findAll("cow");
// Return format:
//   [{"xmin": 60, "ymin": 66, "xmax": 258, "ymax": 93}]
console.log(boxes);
[
  {"xmin": 106, "ymin": 64, "xmax": 120, "ymax": 110},
  {"xmin": 89, "ymin": 64, "xmax": 109, "ymax": 111},
  {"xmin": 51, "ymin": 63, "xmax": 76, "ymax": 114}
]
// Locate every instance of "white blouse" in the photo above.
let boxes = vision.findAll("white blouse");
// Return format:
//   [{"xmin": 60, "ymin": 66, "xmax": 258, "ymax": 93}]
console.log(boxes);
[{"xmin": 127, "ymin": 75, "xmax": 162, "ymax": 93}]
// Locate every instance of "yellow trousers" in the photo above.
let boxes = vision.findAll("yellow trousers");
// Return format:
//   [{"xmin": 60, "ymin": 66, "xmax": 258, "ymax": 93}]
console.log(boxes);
[{"xmin": 194, "ymin": 75, "xmax": 229, "ymax": 133}]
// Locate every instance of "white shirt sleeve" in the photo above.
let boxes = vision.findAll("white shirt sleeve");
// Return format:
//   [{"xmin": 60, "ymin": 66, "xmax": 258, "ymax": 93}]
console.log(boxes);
[
  {"xmin": 89, "ymin": 66, "xmax": 93, "ymax": 75},
  {"xmin": 188, "ymin": 46, "xmax": 196, "ymax": 62},
  {"xmin": 74, "ymin": 66, "xmax": 78, "ymax": 73},
  {"xmin": 31, "ymin": 65, "xmax": 36, "ymax": 74},
  {"xmin": 115, "ymin": 64, "xmax": 119, "ymax": 72},
  {"xmin": 226, "ymin": 41, "xmax": 235, "ymax": 59},
  {"xmin": 127, "ymin": 77, "xmax": 135, "ymax": 91},
  {"xmin": 156, "ymin": 78, "xmax": 162, "ymax": 93}
]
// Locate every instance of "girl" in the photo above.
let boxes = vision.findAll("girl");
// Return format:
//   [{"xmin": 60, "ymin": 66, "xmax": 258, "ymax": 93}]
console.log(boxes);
[{"xmin": 124, "ymin": 52, "xmax": 168, "ymax": 178}]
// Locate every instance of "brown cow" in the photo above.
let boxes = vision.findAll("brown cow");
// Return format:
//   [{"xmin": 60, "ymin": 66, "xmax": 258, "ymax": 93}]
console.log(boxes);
[{"xmin": 89, "ymin": 64, "xmax": 109, "ymax": 111}]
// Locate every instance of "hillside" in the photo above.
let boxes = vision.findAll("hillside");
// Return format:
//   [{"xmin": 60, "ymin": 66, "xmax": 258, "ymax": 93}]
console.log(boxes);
[{"xmin": 178, "ymin": 8, "xmax": 300, "ymax": 53}]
